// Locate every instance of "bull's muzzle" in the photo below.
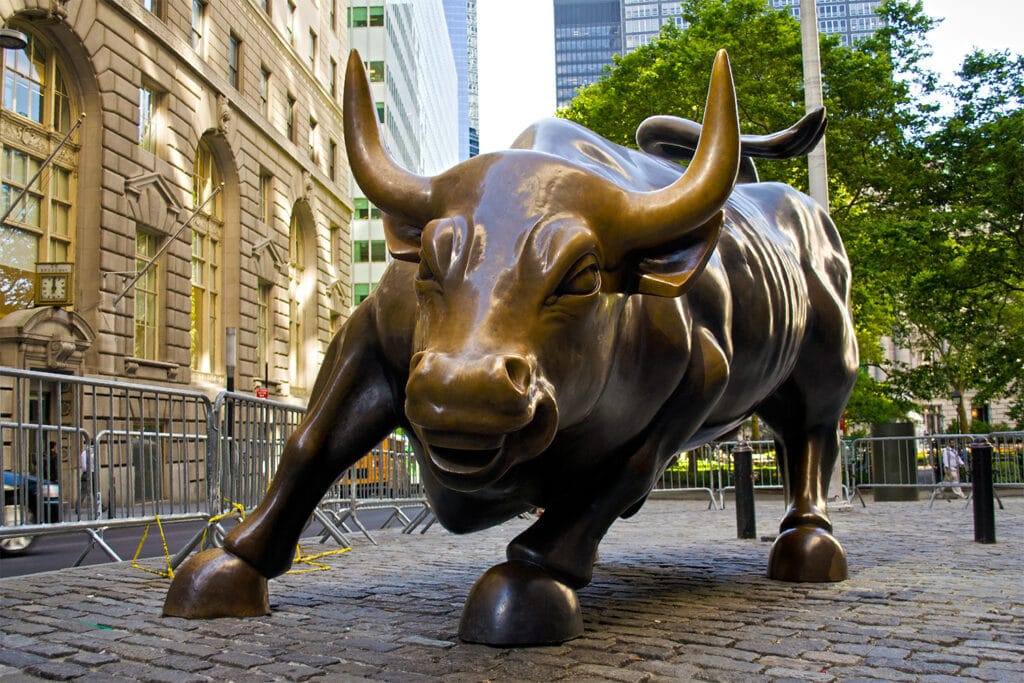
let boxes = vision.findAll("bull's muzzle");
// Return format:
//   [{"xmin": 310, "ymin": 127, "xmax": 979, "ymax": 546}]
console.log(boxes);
[{"xmin": 405, "ymin": 351, "xmax": 557, "ymax": 488}]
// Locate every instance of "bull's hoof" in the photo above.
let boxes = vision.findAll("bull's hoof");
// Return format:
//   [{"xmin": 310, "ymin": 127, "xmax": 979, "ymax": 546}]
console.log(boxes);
[
  {"xmin": 767, "ymin": 526, "xmax": 847, "ymax": 582},
  {"xmin": 163, "ymin": 548, "xmax": 270, "ymax": 618},
  {"xmin": 459, "ymin": 560, "xmax": 583, "ymax": 646}
]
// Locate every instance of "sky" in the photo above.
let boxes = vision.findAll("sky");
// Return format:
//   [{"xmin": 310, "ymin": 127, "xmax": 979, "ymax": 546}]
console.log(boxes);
[{"xmin": 475, "ymin": 0, "xmax": 1023, "ymax": 154}]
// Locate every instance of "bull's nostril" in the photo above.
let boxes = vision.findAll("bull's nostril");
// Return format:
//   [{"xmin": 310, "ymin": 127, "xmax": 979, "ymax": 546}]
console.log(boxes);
[{"xmin": 503, "ymin": 355, "xmax": 532, "ymax": 395}]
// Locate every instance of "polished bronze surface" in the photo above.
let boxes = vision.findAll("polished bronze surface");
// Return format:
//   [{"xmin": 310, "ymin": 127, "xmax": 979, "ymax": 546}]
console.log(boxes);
[{"xmin": 164, "ymin": 48, "xmax": 858, "ymax": 645}]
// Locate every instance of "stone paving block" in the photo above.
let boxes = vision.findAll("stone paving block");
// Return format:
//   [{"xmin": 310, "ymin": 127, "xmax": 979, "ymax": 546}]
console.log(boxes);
[
  {"xmin": 209, "ymin": 650, "xmax": 275, "ymax": 669},
  {"xmin": 23, "ymin": 659, "xmax": 90, "ymax": 680},
  {"xmin": 67, "ymin": 651, "xmax": 120, "ymax": 667},
  {"xmin": 258, "ymin": 661, "xmax": 323, "ymax": 681}
]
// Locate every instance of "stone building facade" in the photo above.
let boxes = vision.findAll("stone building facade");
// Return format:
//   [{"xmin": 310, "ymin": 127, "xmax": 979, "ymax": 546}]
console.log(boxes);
[{"xmin": 0, "ymin": 0, "xmax": 353, "ymax": 404}]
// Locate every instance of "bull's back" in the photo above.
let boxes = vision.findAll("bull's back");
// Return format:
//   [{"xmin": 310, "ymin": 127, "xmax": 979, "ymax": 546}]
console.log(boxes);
[{"xmin": 679, "ymin": 182, "xmax": 851, "ymax": 432}]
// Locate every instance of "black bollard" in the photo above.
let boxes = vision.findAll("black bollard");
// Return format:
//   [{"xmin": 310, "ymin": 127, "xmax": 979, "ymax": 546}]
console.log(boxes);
[
  {"xmin": 970, "ymin": 438, "xmax": 995, "ymax": 543},
  {"xmin": 733, "ymin": 442, "xmax": 756, "ymax": 539}
]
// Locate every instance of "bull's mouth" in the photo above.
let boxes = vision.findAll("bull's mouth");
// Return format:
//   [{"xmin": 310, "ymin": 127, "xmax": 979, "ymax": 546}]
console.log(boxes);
[
  {"xmin": 420, "ymin": 429, "xmax": 507, "ymax": 477},
  {"xmin": 413, "ymin": 398, "xmax": 559, "ymax": 492}
]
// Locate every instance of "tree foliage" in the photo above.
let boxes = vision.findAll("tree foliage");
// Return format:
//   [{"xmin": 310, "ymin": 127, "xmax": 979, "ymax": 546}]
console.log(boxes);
[{"xmin": 558, "ymin": 0, "xmax": 1024, "ymax": 428}]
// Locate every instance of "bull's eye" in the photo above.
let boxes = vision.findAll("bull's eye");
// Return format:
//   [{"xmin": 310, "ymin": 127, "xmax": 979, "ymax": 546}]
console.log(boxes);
[{"xmin": 554, "ymin": 257, "xmax": 600, "ymax": 298}]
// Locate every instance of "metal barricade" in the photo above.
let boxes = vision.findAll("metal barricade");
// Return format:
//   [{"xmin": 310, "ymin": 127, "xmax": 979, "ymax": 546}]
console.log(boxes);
[
  {"xmin": 0, "ymin": 368, "xmax": 214, "ymax": 562},
  {"xmin": 655, "ymin": 440, "xmax": 783, "ymax": 510},
  {"xmin": 843, "ymin": 432, "xmax": 1024, "ymax": 507},
  {"xmin": 318, "ymin": 432, "xmax": 428, "ymax": 544}
]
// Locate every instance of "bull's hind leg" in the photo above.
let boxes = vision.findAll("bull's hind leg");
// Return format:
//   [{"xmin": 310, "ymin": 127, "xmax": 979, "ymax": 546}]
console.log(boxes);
[
  {"xmin": 164, "ymin": 306, "xmax": 398, "ymax": 618},
  {"xmin": 766, "ymin": 424, "xmax": 848, "ymax": 582}
]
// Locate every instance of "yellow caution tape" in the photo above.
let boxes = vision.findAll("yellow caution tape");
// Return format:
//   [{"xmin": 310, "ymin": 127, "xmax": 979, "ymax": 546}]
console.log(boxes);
[
  {"xmin": 286, "ymin": 543, "xmax": 351, "ymax": 574},
  {"xmin": 131, "ymin": 498, "xmax": 352, "ymax": 579},
  {"xmin": 131, "ymin": 515, "xmax": 175, "ymax": 579}
]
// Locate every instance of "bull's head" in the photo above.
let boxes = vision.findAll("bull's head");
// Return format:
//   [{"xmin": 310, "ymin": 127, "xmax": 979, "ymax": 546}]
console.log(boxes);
[{"xmin": 344, "ymin": 50, "xmax": 739, "ymax": 492}]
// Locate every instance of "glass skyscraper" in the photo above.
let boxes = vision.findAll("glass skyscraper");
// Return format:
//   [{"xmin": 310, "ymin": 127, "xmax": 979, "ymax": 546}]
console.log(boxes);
[{"xmin": 348, "ymin": 0, "xmax": 459, "ymax": 305}]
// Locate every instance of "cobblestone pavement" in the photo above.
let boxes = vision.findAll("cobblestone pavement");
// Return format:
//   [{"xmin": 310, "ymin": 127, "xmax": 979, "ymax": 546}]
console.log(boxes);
[{"xmin": 1, "ymin": 496, "xmax": 1021, "ymax": 682}]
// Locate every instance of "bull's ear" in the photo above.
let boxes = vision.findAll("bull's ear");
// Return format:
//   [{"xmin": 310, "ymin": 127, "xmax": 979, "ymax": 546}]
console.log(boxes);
[
  {"xmin": 629, "ymin": 211, "xmax": 723, "ymax": 297},
  {"xmin": 382, "ymin": 213, "xmax": 423, "ymax": 262}
]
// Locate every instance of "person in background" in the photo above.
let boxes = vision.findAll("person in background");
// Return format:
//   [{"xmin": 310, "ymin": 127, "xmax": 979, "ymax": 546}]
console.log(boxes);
[
  {"xmin": 942, "ymin": 439, "xmax": 966, "ymax": 498},
  {"xmin": 79, "ymin": 440, "xmax": 101, "ymax": 516}
]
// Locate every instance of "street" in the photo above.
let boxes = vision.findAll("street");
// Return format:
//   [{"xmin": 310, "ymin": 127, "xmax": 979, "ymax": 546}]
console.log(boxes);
[{"xmin": 0, "ymin": 507, "xmax": 417, "ymax": 578}]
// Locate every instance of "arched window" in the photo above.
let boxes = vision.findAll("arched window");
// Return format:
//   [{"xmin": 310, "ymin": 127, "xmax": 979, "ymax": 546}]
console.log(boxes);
[
  {"xmin": 0, "ymin": 31, "xmax": 77, "ymax": 315},
  {"xmin": 190, "ymin": 140, "xmax": 223, "ymax": 375}
]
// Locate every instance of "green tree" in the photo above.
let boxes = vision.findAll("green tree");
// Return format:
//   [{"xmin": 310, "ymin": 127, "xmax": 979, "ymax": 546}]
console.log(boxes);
[
  {"xmin": 883, "ymin": 49, "xmax": 1024, "ymax": 427},
  {"xmin": 558, "ymin": 0, "xmax": 1023, "ymax": 429}
]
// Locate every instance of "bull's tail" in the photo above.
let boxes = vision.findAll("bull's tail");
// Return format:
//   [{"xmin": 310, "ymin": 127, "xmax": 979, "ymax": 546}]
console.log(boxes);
[{"xmin": 636, "ymin": 107, "xmax": 827, "ymax": 183}]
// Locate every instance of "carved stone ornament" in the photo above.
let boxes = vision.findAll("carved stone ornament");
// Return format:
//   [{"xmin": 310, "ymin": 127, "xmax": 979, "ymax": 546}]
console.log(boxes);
[
  {"xmin": 164, "ymin": 49, "xmax": 859, "ymax": 647},
  {"xmin": 216, "ymin": 94, "xmax": 232, "ymax": 136}
]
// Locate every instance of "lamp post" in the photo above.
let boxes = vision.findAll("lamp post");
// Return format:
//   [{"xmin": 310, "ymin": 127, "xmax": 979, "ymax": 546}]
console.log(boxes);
[
  {"xmin": 0, "ymin": 28, "xmax": 28, "ymax": 50},
  {"xmin": 800, "ymin": 0, "xmax": 829, "ymax": 210},
  {"xmin": 952, "ymin": 388, "xmax": 968, "ymax": 433}
]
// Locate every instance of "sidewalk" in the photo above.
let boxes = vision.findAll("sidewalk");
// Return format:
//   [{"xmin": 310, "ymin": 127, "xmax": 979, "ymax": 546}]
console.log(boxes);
[{"xmin": 1, "ymin": 497, "xmax": 1021, "ymax": 682}]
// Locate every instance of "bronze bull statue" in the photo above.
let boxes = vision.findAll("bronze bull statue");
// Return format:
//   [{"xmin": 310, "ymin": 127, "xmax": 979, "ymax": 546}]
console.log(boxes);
[{"xmin": 164, "ymin": 49, "xmax": 858, "ymax": 646}]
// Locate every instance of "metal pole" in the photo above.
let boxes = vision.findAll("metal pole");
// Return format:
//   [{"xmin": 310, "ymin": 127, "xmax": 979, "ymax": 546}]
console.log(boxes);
[
  {"xmin": 799, "ymin": 0, "xmax": 829, "ymax": 210},
  {"xmin": 0, "ymin": 114, "xmax": 85, "ymax": 227},
  {"xmin": 733, "ymin": 442, "xmax": 757, "ymax": 539},
  {"xmin": 970, "ymin": 438, "xmax": 995, "ymax": 543}
]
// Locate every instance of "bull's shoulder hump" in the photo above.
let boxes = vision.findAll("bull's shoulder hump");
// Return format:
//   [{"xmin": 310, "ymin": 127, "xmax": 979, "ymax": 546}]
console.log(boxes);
[{"xmin": 512, "ymin": 118, "xmax": 682, "ymax": 191}]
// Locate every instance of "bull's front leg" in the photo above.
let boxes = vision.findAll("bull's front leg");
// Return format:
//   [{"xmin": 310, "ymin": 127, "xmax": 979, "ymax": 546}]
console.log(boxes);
[
  {"xmin": 164, "ymin": 306, "xmax": 400, "ymax": 618},
  {"xmin": 458, "ymin": 439, "xmax": 667, "ymax": 646}
]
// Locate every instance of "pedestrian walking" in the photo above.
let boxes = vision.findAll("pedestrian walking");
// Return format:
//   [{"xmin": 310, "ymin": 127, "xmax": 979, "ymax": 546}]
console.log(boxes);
[
  {"xmin": 942, "ymin": 439, "xmax": 966, "ymax": 498},
  {"xmin": 79, "ymin": 440, "xmax": 101, "ymax": 516}
]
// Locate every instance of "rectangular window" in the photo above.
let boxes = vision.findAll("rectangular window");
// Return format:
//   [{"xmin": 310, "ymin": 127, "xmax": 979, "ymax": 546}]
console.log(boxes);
[
  {"xmin": 329, "ymin": 57, "xmax": 338, "ymax": 98},
  {"xmin": 4, "ymin": 40, "xmax": 45, "ymax": 124},
  {"xmin": 48, "ymin": 167, "xmax": 71, "ymax": 259},
  {"xmin": 260, "ymin": 0, "xmax": 270, "ymax": 13},
  {"xmin": 135, "ymin": 229, "xmax": 160, "ymax": 360},
  {"xmin": 308, "ymin": 29, "xmax": 317, "ymax": 72},
  {"xmin": 352, "ymin": 197, "xmax": 381, "ymax": 220},
  {"xmin": 228, "ymin": 33, "xmax": 242, "ymax": 90},
  {"xmin": 354, "ymin": 282, "xmax": 370, "ymax": 304},
  {"xmin": 353, "ymin": 239, "xmax": 370, "ymax": 262},
  {"xmin": 1, "ymin": 146, "xmax": 42, "ymax": 228},
  {"xmin": 308, "ymin": 117, "xmax": 318, "ymax": 162},
  {"xmin": 139, "ymin": 86, "xmax": 158, "ymax": 152},
  {"xmin": 141, "ymin": 0, "xmax": 162, "ymax": 16},
  {"xmin": 191, "ymin": 0, "xmax": 206, "ymax": 54},
  {"xmin": 287, "ymin": 0, "xmax": 296, "ymax": 43},
  {"xmin": 259, "ymin": 66, "xmax": 270, "ymax": 117},
  {"xmin": 375, "ymin": 101, "xmax": 384, "ymax": 124},
  {"xmin": 369, "ymin": 5, "xmax": 384, "ymax": 26},
  {"xmin": 286, "ymin": 93, "xmax": 296, "ymax": 141},
  {"xmin": 191, "ymin": 229, "xmax": 220, "ymax": 372},
  {"xmin": 330, "ymin": 0, "xmax": 337, "ymax": 32},
  {"xmin": 368, "ymin": 61, "xmax": 384, "ymax": 82},
  {"xmin": 370, "ymin": 240, "xmax": 387, "ymax": 262},
  {"xmin": 256, "ymin": 282, "xmax": 271, "ymax": 377},
  {"xmin": 259, "ymin": 170, "xmax": 273, "ymax": 225},
  {"xmin": 348, "ymin": 6, "xmax": 367, "ymax": 27},
  {"xmin": 328, "ymin": 139, "xmax": 337, "ymax": 181}
]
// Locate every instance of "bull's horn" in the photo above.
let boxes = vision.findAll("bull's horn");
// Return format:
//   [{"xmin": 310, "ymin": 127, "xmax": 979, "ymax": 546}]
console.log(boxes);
[
  {"xmin": 344, "ymin": 49, "xmax": 434, "ymax": 223},
  {"xmin": 611, "ymin": 49, "xmax": 740, "ymax": 257}
]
